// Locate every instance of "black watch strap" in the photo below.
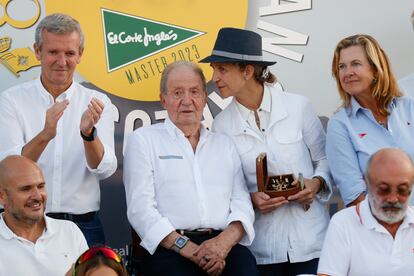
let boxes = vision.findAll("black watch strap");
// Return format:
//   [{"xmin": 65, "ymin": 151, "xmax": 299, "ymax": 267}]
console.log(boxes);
[{"xmin": 80, "ymin": 126, "xmax": 97, "ymax": 141}]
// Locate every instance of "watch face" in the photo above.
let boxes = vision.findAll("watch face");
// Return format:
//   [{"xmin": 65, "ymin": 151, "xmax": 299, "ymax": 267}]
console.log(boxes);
[{"xmin": 176, "ymin": 237, "xmax": 187, "ymax": 247}]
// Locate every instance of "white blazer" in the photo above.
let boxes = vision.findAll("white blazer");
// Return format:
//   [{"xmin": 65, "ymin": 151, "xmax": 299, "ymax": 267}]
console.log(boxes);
[{"xmin": 212, "ymin": 84, "xmax": 332, "ymax": 264}]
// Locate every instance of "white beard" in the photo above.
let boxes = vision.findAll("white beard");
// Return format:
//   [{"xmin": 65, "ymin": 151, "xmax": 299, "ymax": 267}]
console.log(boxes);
[{"xmin": 368, "ymin": 194, "xmax": 408, "ymax": 224}]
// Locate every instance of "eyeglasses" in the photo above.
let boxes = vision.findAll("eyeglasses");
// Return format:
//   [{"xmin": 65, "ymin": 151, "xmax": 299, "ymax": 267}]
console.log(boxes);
[
  {"xmin": 168, "ymin": 89, "xmax": 205, "ymax": 100},
  {"xmin": 72, "ymin": 246, "xmax": 123, "ymax": 276}
]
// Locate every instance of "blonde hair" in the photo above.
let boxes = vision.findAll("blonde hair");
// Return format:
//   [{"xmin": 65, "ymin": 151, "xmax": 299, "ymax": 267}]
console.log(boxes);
[{"xmin": 331, "ymin": 34, "xmax": 401, "ymax": 116}]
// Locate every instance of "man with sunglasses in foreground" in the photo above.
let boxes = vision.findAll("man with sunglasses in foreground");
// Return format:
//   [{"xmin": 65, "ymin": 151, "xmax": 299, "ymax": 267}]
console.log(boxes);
[
  {"xmin": 0, "ymin": 155, "xmax": 88, "ymax": 276},
  {"xmin": 317, "ymin": 148, "xmax": 414, "ymax": 276},
  {"xmin": 124, "ymin": 61, "xmax": 257, "ymax": 276}
]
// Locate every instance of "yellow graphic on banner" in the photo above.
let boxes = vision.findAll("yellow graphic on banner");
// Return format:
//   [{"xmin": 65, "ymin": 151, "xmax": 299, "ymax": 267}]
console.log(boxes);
[
  {"xmin": 0, "ymin": 0, "xmax": 41, "ymax": 28},
  {"xmin": 45, "ymin": 0, "xmax": 248, "ymax": 101},
  {"xmin": 0, "ymin": 37, "xmax": 40, "ymax": 77}
]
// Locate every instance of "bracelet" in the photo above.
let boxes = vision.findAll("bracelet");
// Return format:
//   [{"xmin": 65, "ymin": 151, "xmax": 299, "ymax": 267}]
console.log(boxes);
[{"xmin": 312, "ymin": 176, "xmax": 327, "ymax": 193}]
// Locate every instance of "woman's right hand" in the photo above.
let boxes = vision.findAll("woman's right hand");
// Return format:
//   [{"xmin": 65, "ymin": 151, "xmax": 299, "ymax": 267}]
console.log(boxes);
[{"xmin": 250, "ymin": 192, "xmax": 288, "ymax": 214}]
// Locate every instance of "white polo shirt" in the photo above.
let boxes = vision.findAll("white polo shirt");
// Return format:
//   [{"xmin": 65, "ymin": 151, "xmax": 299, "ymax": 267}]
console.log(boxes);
[
  {"xmin": 318, "ymin": 197, "xmax": 414, "ymax": 276},
  {"xmin": 0, "ymin": 214, "xmax": 88, "ymax": 276}
]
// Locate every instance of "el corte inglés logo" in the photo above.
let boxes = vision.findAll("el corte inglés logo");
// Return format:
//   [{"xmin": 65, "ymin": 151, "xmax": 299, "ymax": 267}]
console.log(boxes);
[{"xmin": 102, "ymin": 9, "xmax": 204, "ymax": 72}]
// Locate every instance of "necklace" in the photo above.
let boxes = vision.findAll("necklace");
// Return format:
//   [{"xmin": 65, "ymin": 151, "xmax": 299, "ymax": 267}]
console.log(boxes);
[{"xmin": 374, "ymin": 115, "xmax": 387, "ymax": 127}]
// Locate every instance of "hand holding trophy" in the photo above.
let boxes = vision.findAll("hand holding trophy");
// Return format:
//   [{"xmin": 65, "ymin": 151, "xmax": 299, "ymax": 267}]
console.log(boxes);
[{"xmin": 256, "ymin": 152, "xmax": 308, "ymax": 210}]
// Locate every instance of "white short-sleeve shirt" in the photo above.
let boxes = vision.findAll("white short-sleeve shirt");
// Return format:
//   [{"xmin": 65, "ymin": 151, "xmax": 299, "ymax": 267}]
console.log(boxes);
[
  {"xmin": 0, "ymin": 214, "xmax": 88, "ymax": 276},
  {"xmin": 318, "ymin": 198, "xmax": 414, "ymax": 276}
]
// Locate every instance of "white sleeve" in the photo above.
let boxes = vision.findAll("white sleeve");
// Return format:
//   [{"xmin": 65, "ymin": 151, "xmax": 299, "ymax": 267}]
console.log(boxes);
[
  {"xmin": 86, "ymin": 94, "xmax": 117, "ymax": 179},
  {"xmin": 0, "ymin": 93, "xmax": 26, "ymax": 160},
  {"xmin": 226, "ymin": 143, "xmax": 255, "ymax": 245},
  {"xmin": 123, "ymin": 131, "xmax": 175, "ymax": 254}
]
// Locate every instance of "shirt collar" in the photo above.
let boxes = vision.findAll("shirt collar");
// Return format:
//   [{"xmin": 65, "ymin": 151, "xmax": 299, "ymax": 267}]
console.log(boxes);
[
  {"xmin": 347, "ymin": 96, "xmax": 363, "ymax": 117},
  {"xmin": 224, "ymin": 84, "xmax": 286, "ymax": 136},
  {"xmin": 0, "ymin": 213, "xmax": 14, "ymax": 240},
  {"xmin": 164, "ymin": 117, "xmax": 208, "ymax": 141},
  {"xmin": 347, "ymin": 96, "xmax": 398, "ymax": 117},
  {"xmin": 235, "ymin": 84, "xmax": 271, "ymax": 121},
  {"xmin": 35, "ymin": 76, "xmax": 75, "ymax": 104},
  {"xmin": 0, "ymin": 213, "xmax": 51, "ymax": 240},
  {"xmin": 359, "ymin": 197, "xmax": 381, "ymax": 230}
]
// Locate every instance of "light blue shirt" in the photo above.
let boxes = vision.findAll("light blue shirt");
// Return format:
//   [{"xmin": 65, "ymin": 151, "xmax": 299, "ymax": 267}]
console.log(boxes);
[
  {"xmin": 326, "ymin": 96, "xmax": 414, "ymax": 206},
  {"xmin": 399, "ymin": 72, "xmax": 414, "ymax": 97}
]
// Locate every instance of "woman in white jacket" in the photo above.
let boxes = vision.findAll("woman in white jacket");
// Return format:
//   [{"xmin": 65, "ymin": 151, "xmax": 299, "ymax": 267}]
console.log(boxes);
[{"xmin": 199, "ymin": 27, "xmax": 332, "ymax": 276}]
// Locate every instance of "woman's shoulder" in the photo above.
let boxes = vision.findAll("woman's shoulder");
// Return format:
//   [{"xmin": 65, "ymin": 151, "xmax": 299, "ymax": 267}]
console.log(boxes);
[
  {"xmin": 394, "ymin": 95, "xmax": 414, "ymax": 105},
  {"xmin": 326, "ymin": 107, "xmax": 349, "ymax": 130}
]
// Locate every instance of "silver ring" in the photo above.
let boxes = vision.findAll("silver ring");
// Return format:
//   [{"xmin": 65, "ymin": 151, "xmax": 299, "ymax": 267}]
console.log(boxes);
[{"xmin": 203, "ymin": 255, "xmax": 210, "ymax": 261}]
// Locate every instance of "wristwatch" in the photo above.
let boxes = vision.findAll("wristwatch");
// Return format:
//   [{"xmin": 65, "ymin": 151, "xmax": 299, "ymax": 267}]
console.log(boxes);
[
  {"xmin": 171, "ymin": 235, "xmax": 189, "ymax": 253},
  {"xmin": 80, "ymin": 126, "xmax": 97, "ymax": 141}
]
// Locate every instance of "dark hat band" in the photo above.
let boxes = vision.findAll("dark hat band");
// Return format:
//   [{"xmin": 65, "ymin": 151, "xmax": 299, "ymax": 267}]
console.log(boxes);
[{"xmin": 212, "ymin": 50, "xmax": 264, "ymax": 62}]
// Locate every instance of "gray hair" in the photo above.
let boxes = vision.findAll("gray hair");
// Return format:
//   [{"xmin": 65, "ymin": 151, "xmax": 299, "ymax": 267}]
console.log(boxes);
[
  {"xmin": 35, "ymin": 13, "xmax": 84, "ymax": 50},
  {"xmin": 160, "ymin": 61, "xmax": 206, "ymax": 94}
]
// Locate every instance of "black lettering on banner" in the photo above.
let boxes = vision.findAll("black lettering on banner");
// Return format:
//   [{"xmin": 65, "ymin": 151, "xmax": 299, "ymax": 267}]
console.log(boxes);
[
  {"xmin": 123, "ymin": 44, "xmax": 202, "ymax": 84},
  {"xmin": 177, "ymin": 49, "xmax": 185, "ymax": 61},
  {"xmin": 125, "ymin": 70, "xmax": 135, "ymax": 84},
  {"xmin": 140, "ymin": 64, "xmax": 149, "ymax": 79},
  {"xmin": 134, "ymin": 67, "xmax": 143, "ymax": 81},
  {"xmin": 154, "ymin": 58, "xmax": 164, "ymax": 74},
  {"xmin": 146, "ymin": 61, "xmax": 156, "ymax": 76},
  {"xmin": 171, "ymin": 51, "xmax": 177, "ymax": 62},
  {"xmin": 192, "ymin": 44, "xmax": 200, "ymax": 59},
  {"xmin": 184, "ymin": 47, "xmax": 193, "ymax": 61},
  {"xmin": 160, "ymin": 56, "xmax": 168, "ymax": 68}
]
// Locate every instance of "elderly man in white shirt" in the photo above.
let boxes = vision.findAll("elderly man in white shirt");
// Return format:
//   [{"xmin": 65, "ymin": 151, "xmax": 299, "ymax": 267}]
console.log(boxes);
[
  {"xmin": 0, "ymin": 155, "xmax": 88, "ymax": 276},
  {"xmin": 318, "ymin": 148, "xmax": 414, "ymax": 276},
  {"xmin": 0, "ymin": 13, "xmax": 117, "ymax": 246},
  {"xmin": 123, "ymin": 61, "xmax": 257, "ymax": 276}
]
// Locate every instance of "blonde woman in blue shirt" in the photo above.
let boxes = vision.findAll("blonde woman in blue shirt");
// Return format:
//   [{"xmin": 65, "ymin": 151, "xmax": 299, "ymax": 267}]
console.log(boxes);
[{"xmin": 326, "ymin": 34, "xmax": 414, "ymax": 207}]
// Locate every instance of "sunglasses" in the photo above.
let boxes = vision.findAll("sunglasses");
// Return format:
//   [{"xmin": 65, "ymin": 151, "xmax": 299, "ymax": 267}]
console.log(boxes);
[{"xmin": 72, "ymin": 246, "xmax": 123, "ymax": 276}]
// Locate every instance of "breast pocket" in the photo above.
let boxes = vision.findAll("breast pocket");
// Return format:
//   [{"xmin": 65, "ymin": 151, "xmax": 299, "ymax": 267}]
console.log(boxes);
[
  {"xmin": 154, "ymin": 155, "xmax": 188, "ymax": 193},
  {"xmin": 272, "ymin": 128, "xmax": 305, "ymax": 165}
]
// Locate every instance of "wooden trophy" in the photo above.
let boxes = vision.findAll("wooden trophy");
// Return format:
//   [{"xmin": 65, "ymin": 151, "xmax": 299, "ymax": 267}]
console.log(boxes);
[{"xmin": 256, "ymin": 152, "xmax": 303, "ymax": 198}]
